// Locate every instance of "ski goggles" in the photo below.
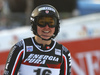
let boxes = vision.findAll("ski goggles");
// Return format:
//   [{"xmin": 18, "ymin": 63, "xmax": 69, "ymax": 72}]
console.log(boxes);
[{"xmin": 36, "ymin": 16, "xmax": 57, "ymax": 28}]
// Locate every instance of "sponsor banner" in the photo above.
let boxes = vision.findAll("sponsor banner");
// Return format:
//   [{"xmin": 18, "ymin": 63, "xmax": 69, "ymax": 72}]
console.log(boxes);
[
  {"xmin": 56, "ymin": 13, "xmax": 100, "ymax": 42},
  {"xmin": 59, "ymin": 37, "xmax": 100, "ymax": 75}
]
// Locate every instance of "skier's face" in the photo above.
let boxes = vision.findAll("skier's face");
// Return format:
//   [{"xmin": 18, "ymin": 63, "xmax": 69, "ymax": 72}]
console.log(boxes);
[{"xmin": 37, "ymin": 17, "xmax": 55, "ymax": 40}]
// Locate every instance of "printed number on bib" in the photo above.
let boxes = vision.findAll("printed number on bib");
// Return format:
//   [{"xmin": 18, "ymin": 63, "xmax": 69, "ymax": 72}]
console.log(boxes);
[{"xmin": 34, "ymin": 68, "xmax": 52, "ymax": 75}]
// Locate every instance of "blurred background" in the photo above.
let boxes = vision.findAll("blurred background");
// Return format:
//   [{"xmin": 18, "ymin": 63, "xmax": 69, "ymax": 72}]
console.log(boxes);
[{"xmin": 0, "ymin": 0, "xmax": 100, "ymax": 75}]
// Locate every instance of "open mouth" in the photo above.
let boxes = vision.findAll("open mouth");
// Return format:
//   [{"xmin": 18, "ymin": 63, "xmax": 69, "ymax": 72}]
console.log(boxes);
[{"xmin": 42, "ymin": 31, "xmax": 50, "ymax": 33}]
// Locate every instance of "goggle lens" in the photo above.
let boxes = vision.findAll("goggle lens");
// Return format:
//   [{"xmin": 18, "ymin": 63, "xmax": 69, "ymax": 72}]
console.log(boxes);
[{"xmin": 37, "ymin": 16, "xmax": 57, "ymax": 27}]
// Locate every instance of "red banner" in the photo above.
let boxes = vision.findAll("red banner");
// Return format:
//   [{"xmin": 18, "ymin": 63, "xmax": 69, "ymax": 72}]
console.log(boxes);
[
  {"xmin": 59, "ymin": 37, "xmax": 100, "ymax": 75},
  {"xmin": 0, "ymin": 51, "xmax": 9, "ymax": 75}
]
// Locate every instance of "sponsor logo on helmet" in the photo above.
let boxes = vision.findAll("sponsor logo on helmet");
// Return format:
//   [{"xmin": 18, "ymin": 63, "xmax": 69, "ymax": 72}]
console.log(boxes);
[
  {"xmin": 38, "ymin": 7, "xmax": 55, "ymax": 12},
  {"xmin": 45, "ymin": 10, "xmax": 49, "ymax": 14}
]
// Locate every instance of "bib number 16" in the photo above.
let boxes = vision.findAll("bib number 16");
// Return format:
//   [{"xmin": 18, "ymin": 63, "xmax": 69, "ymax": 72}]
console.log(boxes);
[{"xmin": 34, "ymin": 68, "xmax": 52, "ymax": 75}]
